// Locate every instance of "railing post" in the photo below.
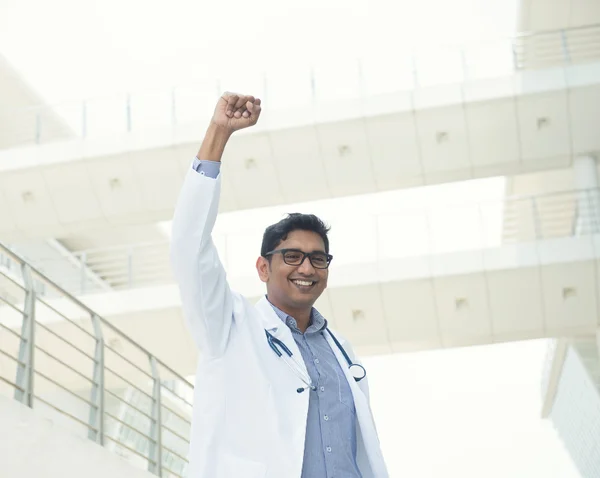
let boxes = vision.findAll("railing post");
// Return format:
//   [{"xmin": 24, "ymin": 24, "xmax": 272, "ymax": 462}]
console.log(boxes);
[
  {"xmin": 560, "ymin": 29, "xmax": 571, "ymax": 65},
  {"xmin": 262, "ymin": 71, "xmax": 268, "ymax": 107},
  {"xmin": 357, "ymin": 58, "xmax": 366, "ymax": 116},
  {"xmin": 82, "ymin": 100, "xmax": 88, "ymax": 139},
  {"xmin": 88, "ymin": 313, "xmax": 105, "ymax": 445},
  {"xmin": 310, "ymin": 66, "xmax": 317, "ymax": 105},
  {"xmin": 80, "ymin": 252, "xmax": 87, "ymax": 295},
  {"xmin": 411, "ymin": 54, "xmax": 419, "ymax": 88},
  {"xmin": 511, "ymin": 41, "xmax": 519, "ymax": 70},
  {"xmin": 35, "ymin": 110, "xmax": 41, "ymax": 145},
  {"xmin": 14, "ymin": 264, "xmax": 36, "ymax": 407},
  {"xmin": 126, "ymin": 94, "xmax": 132, "ymax": 132},
  {"xmin": 171, "ymin": 87, "xmax": 177, "ymax": 126},
  {"xmin": 357, "ymin": 58, "xmax": 365, "ymax": 95},
  {"xmin": 149, "ymin": 356, "xmax": 163, "ymax": 477},
  {"xmin": 127, "ymin": 247, "xmax": 134, "ymax": 288},
  {"xmin": 424, "ymin": 208, "xmax": 434, "ymax": 256},
  {"xmin": 460, "ymin": 47, "xmax": 468, "ymax": 82},
  {"xmin": 531, "ymin": 197, "xmax": 542, "ymax": 240}
]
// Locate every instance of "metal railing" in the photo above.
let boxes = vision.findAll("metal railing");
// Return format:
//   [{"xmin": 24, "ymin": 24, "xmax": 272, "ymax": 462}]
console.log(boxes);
[
  {"xmin": 0, "ymin": 244, "xmax": 193, "ymax": 477},
  {"xmin": 20, "ymin": 186, "xmax": 600, "ymax": 298},
  {"xmin": 502, "ymin": 187, "xmax": 600, "ymax": 241},
  {"xmin": 514, "ymin": 23, "xmax": 600, "ymax": 69},
  {"xmin": 3, "ymin": 24, "xmax": 600, "ymax": 148}
]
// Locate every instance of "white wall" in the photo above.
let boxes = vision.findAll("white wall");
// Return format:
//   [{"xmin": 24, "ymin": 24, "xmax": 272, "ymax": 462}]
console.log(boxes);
[{"xmin": 0, "ymin": 395, "xmax": 154, "ymax": 478}]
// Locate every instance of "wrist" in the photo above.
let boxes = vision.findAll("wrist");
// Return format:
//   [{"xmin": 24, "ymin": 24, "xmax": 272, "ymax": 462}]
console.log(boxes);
[
  {"xmin": 207, "ymin": 121, "xmax": 233, "ymax": 139},
  {"xmin": 198, "ymin": 122, "xmax": 232, "ymax": 163}
]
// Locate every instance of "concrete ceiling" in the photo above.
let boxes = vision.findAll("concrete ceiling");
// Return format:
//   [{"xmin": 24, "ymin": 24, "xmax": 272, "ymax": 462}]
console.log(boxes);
[{"xmin": 1, "ymin": 80, "xmax": 599, "ymax": 243}]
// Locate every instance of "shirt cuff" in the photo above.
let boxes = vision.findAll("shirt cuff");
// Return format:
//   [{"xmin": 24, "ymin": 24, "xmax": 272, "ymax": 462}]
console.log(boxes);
[{"xmin": 192, "ymin": 157, "xmax": 221, "ymax": 179}]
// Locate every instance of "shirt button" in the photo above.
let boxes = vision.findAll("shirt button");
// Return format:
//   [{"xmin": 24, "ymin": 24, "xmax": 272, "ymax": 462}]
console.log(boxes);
[
  {"xmin": 326, "ymin": 446, "xmax": 332, "ymax": 453},
  {"xmin": 320, "ymin": 386, "xmax": 325, "ymax": 392},
  {"xmin": 314, "ymin": 359, "xmax": 320, "ymax": 364},
  {"xmin": 324, "ymin": 415, "xmax": 329, "ymax": 421}
]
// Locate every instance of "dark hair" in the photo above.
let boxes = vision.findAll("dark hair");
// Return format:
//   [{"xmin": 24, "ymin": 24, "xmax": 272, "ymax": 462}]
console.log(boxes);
[{"xmin": 261, "ymin": 213, "xmax": 331, "ymax": 257}]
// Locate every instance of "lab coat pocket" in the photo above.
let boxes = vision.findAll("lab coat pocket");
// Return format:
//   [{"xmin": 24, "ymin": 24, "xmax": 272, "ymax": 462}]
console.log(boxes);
[
  {"xmin": 219, "ymin": 453, "xmax": 266, "ymax": 478},
  {"xmin": 337, "ymin": 372, "xmax": 357, "ymax": 415}
]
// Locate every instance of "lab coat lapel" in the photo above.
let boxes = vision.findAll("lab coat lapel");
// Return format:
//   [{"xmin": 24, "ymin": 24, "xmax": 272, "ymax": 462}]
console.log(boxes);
[{"xmin": 254, "ymin": 296, "xmax": 308, "ymax": 377}]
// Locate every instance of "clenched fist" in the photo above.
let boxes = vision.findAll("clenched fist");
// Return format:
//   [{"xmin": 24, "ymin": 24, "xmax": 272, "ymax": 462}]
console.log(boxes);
[{"xmin": 211, "ymin": 92, "xmax": 262, "ymax": 133}]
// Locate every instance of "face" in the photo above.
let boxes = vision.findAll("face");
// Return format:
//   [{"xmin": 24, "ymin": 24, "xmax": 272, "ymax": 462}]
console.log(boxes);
[{"xmin": 256, "ymin": 230, "xmax": 329, "ymax": 313}]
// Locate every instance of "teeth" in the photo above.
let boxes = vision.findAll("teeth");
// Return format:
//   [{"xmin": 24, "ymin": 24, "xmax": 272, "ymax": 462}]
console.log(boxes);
[{"xmin": 292, "ymin": 280, "xmax": 313, "ymax": 286}]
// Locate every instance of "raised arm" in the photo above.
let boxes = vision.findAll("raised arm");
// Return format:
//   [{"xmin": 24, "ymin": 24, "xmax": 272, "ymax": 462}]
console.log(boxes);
[{"xmin": 171, "ymin": 93, "xmax": 262, "ymax": 358}]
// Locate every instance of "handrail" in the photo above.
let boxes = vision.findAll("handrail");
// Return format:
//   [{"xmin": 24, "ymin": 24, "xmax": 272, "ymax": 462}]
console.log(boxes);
[
  {"xmin": 0, "ymin": 242, "xmax": 193, "ymax": 477},
  {"xmin": 2, "ymin": 23, "xmax": 599, "ymax": 149},
  {"xmin": 0, "ymin": 244, "xmax": 187, "ymax": 383},
  {"xmin": 514, "ymin": 22, "xmax": 600, "ymax": 38}
]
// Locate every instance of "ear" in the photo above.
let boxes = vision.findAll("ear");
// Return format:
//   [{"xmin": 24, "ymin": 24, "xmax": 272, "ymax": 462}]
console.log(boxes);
[{"xmin": 256, "ymin": 256, "xmax": 270, "ymax": 283}]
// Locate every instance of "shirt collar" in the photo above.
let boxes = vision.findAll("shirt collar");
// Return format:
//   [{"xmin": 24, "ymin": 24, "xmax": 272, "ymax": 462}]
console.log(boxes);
[{"xmin": 266, "ymin": 296, "xmax": 328, "ymax": 334}]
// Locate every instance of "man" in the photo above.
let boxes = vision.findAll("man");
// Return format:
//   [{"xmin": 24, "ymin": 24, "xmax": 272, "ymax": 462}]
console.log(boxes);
[{"xmin": 171, "ymin": 92, "xmax": 388, "ymax": 478}]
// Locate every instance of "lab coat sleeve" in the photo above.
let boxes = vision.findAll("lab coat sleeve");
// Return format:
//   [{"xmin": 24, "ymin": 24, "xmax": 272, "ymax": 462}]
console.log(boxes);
[{"xmin": 170, "ymin": 165, "xmax": 233, "ymax": 359}]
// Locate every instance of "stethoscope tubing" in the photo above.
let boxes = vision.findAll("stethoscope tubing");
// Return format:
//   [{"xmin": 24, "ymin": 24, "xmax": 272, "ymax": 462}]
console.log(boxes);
[
  {"xmin": 266, "ymin": 330, "xmax": 315, "ymax": 390},
  {"xmin": 265, "ymin": 328, "xmax": 366, "ymax": 392},
  {"xmin": 326, "ymin": 329, "xmax": 367, "ymax": 381}
]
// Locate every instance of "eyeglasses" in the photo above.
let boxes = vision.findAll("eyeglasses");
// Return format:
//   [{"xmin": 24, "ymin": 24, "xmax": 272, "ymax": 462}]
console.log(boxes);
[{"xmin": 264, "ymin": 249, "xmax": 333, "ymax": 269}]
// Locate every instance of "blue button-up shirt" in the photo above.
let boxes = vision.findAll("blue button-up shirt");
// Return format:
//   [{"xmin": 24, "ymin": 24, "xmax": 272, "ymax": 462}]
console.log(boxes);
[
  {"xmin": 269, "ymin": 302, "xmax": 361, "ymax": 478},
  {"xmin": 192, "ymin": 158, "xmax": 361, "ymax": 478}
]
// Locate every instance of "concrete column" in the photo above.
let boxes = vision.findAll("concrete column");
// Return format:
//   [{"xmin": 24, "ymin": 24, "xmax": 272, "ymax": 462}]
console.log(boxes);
[{"xmin": 574, "ymin": 155, "xmax": 600, "ymax": 235}]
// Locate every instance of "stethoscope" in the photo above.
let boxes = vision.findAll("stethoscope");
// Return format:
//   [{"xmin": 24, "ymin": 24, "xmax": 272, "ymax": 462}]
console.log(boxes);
[{"xmin": 265, "ymin": 328, "xmax": 367, "ymax": 394}]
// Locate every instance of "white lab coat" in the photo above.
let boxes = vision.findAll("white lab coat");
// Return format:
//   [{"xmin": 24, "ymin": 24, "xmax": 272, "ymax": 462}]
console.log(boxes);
[{"xmin": 171, "ymin": 167, "xmax": 389, "ymax": 478}]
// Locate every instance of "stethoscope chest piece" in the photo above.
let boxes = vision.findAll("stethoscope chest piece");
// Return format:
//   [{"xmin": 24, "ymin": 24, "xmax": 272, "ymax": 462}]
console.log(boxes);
[{"xmin": 349, "ymin": 363, "xmax": 367, "ymax": 382}]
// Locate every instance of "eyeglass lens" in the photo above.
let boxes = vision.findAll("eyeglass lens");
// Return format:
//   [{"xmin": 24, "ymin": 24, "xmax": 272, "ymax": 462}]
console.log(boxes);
[{"xmin": 283, "ymin": 250, "xmax": 329, "ymax": 269}]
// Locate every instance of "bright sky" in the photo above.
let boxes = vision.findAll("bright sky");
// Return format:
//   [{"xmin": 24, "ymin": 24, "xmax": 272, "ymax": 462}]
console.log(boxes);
[
  {"xmin": 0, "ymin": 0, "xmax": 583, "ymax": 476},
  {"xmin": 0, "ymin": 0, "xmax": 519, "ymax": 105}
]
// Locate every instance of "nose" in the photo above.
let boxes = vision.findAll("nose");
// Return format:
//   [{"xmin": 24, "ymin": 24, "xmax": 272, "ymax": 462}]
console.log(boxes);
[{"xmin": 297, "ymin": 255, "xmax": 316, "ymax": 275}]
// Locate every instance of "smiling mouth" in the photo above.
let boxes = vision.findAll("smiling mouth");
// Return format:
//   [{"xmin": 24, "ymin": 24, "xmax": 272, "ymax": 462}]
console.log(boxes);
[{"xmin": 290, "ymin": 279, "xmax": 316, "ymax": 288}]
